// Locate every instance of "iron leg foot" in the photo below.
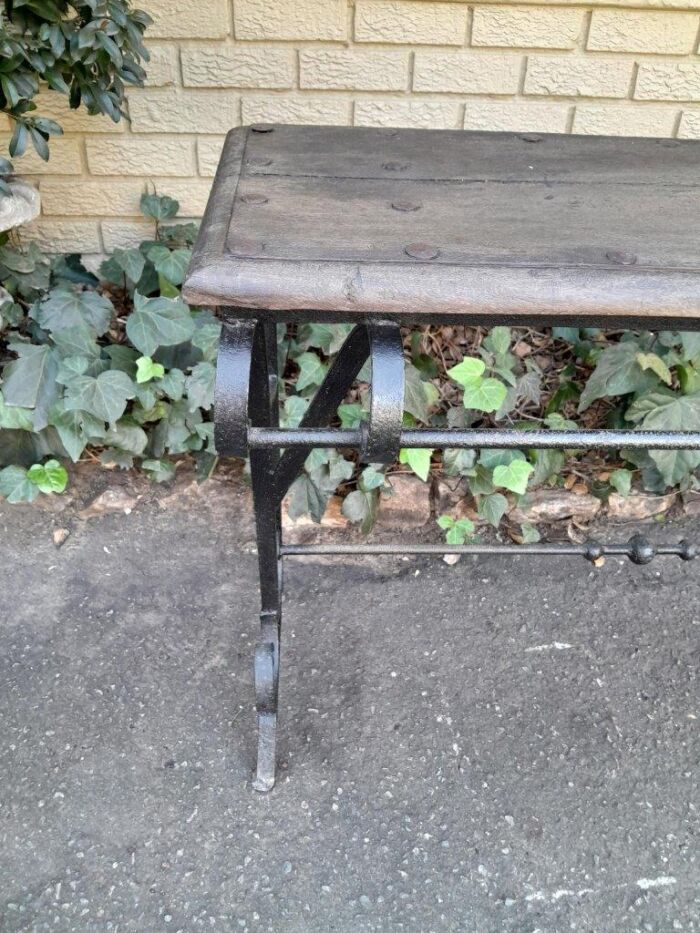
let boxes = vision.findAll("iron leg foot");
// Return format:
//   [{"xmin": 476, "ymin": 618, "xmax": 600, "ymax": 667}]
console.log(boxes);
[
  {"xmin": 253, "ymin": 712, "xmax": 277, "ymax": 792},
  {"xmin": 253, "ymin": 626, "xmax": 279, "ymax": 792}
]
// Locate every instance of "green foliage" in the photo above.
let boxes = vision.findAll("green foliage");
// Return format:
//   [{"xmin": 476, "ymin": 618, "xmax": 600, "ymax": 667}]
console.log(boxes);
[
  {"xmin": 0, "ymin": 194, "xmax": 217, "ymax": 503},
  {"xmin": 437, "ymin": 514, "xmax": 476, "ymax": 546},
  {"xmin": 0, "ymin": 0, "xmax": 151, "ymax": 183}
]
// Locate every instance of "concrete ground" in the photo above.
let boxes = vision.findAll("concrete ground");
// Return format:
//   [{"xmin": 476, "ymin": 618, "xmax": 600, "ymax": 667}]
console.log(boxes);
[{"xmin": 0, "ymin": 469, "xmax": 698, "ymax": 932}]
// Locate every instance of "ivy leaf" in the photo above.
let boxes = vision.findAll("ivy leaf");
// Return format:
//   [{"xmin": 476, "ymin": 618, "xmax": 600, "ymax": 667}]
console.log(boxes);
[
  {"xmin": 519, "ymin": 522, "xmax": 541, "ymax": 544},
  {"xmin": 635, "ymin": 352, "xmax": 673, "ymax": 386},
  {"xmin": 478, "ymin": 492, "xmax": 508, "ymax": 527},
  {"xmin": 0, "ymin": 390, "xmax": 33, "ymax": 431},
  {"xmin": 50, "ymin": 322, "xmax": 102, "ymax": 360},
  {"xmin": 102, "ymin": 421, "xmax": 148, "ymax": 456},
  {"xmin": 443, "ymin": 448, "xmax": 477, "ymax": 476},
  {"xmin": 126, "ymin": 294, "xmax": 195, "ymax": 356},
  {"xmin": 337, "ymin": 403, "xmax": 364, "ymax": 429},
  {"xmin": 287, "ymin": 473, "xmax": 329, "ymax": 523},
  {"xmin": 462, "ymin": 378, "xmax": 508, "ymax": 414},
  {"xmin": 295, "ymin": 352, "xmax": 328, "ymax": 392},
  {"xmin": 27, "ymin": 458, "xmax": 68, "ymax": 494},
  {"xmin": 147, "ymin": 244, "xmax": 191, "ymax": 286},
  {"xmin": 49, "ymin": 405, "xmax": 106, "ymax": 462},
  {"xmin": 64, "ymin": 371, "xmax": 136, "ymax": 425},
  {"xmin": 0, "ymin": 465, "xmax": 39, "ymax": 503},
  {"xmin": 579, "ymin": 342, "xmax": 658, "ymax": 412},
  {"xmin": 136, "ymin": 356, "xmax": 165, "ymax": 384},
  {"xmin": 32, "ymin": 287, "xmax": 113, "ymax": 336},
  {"xmin": 493, "ymin": 460, "xmax": 534, "ymax": 495},
  {"xmin": 358, "ymin": 464, "xmax": 386, "ymax": 491},
  {"xmin": 445, "ymin": 518, "xmax": 475, "ymax": 545},
  {"xmin": 140, "ymin": 193, "xmax": 179, "ymax": 221},
  {"xmin": 56, "ymin": 355, "xmax": 90, "ymax": 386},
  {"xmin": 447, "ymin": 357, "xmax": 485, "ymax": 387},
  {"xmin": 342, "ymin": 488, "xmax": 379, "ymax": 534},
  {"xmin": 488, "ymin": 326, "xmax": 511, "ymax": 356},
  {"xmin": 404, "ymin": 363, "xmax": 438, "ymax": 424},
  {"xmin": 399, "ymin": 447, "xmax": 433, "ymax": 482},
  {"xmin": 157, "ymin": 368, "xmax": 186, "ymax": 401},
  {"xmin": 437, "ymin": 514, "xmax": 475, "ymax": 545},
  {"xmin": 185, "ymin": 361, "xmax": 216, "ymax": 411},
  {"xmin": 141, "ymin": 459, "xmax": 176, "ymax": 483},
  {"xmin": 680, "ymin": 332, "xmax": 700, "ymax": 362},
  {"xmin": 2, "ymin": 343, "xmax": 59, "ymax": 431},
  {"xmin": 281, "ymin": 395, "xmax": 310, "ymax": 428},
  {"xmin": 112, "ymin": 247, "xmax": 146, "ymax": 284},
  {"xmin": 191, "ymin": 320, "xmax": 221, "ymax": 362},
  {"xmin": 609, "ymin": 468, "xmax": 633, "ymax": 497},
  {"xmin": 625, "ymin": 391, "xmax": 700, "ymax": 486},
  {"xmin": 479, "ymin": 448, "xmax": 525, "ymax": 469}
]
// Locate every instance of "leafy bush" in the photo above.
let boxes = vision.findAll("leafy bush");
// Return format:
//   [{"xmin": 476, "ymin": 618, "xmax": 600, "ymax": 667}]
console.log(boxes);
[
  {"xmin": 278, "ymin": 323, "xmax": 700, "ymax": 541},
  {"xmin": 2, "ymin": 197, "xmax": 700, "ymax": 535},
  {"xmin": 1, "ymin": 0, "xmax": 151, "ymax": 191},
  {"xmin": 0, "ymin": 193, "xmax": 219, "ymax": 498}
]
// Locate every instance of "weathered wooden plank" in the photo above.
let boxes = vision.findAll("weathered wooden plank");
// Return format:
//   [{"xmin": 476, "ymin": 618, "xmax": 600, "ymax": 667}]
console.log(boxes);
[
  {"xmin": 244, "ymin": 124, "xmax": 700, "ymax": 186},
  {"xmin": 183, "ymin": 125, "xmax": 700, "ymax": 322},
  {"xmin": 226, "ymin": 174, "xmax": 699, "ymax": 270}
]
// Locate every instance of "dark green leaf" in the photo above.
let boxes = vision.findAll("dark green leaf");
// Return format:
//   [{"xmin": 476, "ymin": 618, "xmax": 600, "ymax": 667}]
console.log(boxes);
[
  {"xmin": 578, "ymin": 342, "xmax": 658, "ymax": 412},
  {"xmin": 125, "ymin": 294, "xmax": 195, "ymax": 356},
  {"xmin": 2, "ymin": 342, "xmax": 59, "ymax": 430},
  {"xmin": 64, "ymin": 370, "xmax": 135, "ymax": 425},
  {"xmin": 0, "ymin": 465, "xmax": 38, "ymax": 503},
  {"xmin": 478, "ymin": 492, "xmax": 508, "ymax": 527}
]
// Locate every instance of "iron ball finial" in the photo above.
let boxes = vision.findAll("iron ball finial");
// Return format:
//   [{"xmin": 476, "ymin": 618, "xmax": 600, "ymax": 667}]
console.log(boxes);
[{"xmin": 628, "ymin": 535, "xmax": 656, "ymax": 565}]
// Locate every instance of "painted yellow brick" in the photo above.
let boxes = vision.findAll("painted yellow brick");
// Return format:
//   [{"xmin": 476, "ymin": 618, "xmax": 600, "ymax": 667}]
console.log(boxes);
[
  {"xmin": 473, "ymin": 0, "xmax": 700, "ymax": 7},
  {"xmin": 525, "ymin": 56, "xmax": 633, "ymax": 98},
  {"xmin": 20, "ymin": 220, "xmax": 102, "ymax": 253},
  {"xmin": 86, "ymin": 138, "xmax": 196, "ymax": 176},
  {"xmin": 355, "ymin": 1, "xmax": 467, "ymax": 45},
  {"xmin": 242, "ymin": 96, "xmax": 352, "ymax": 125},
  {"xmin": 42, "ymin": 179, "xmax": 213, "ymax": 217},
  {"xmin": 101, "ymin": 220, "xmax": 159, "ymax": 251},
  {"xmin": 128, "ymin": 90, "xmax": 239, "ymax": 134},
  {"xmin": 635, "ymin": 62, "xmax": 700, "ymax": 101},
  {"xmin": 33, "ymin": 91, "xmax": 124, "ymax": 133},
  {"xmin": 472, "ymin": 6, "xmax": 583, "ymax": 49},
  {"xmin": 572, "ymin": 104, "xmax": 678, "ymax": 136},
  {"xmin": 197, "ymin": 137, "xmax": 227, "ymax": 176},
  {"xmin": 0, "ymin": 137, "xmax": 82, "ymax": 175},
  {"xmin": 182, "ymin": 46, "xmax": 295, "ymax": 89},
  {"xmin": 355, "ymin": 99, "xmax": 459, "ymax": 127},
  {"xmin": 413, "ymin": 51, "xmax": 522, "ymax": 94},
  {"xmin": 678, "ymin": 110, "xmax": 700, "ymax": 137},
  {"xmin": 234, "ymin": 0, "xmax": 346, "ymax": 40},
  {"xmin": 588, "ymin": 11, "xmax": 699, "ymax": 54},
  {"xmin": 463, "ymin": 100, "xmax": 569, "ymax": 131},
  {"xmin": 144, "ymin": 0, "xmax": 230, "ymax": 38},
  {"xmin": 144, "ymin": 44, "xmax": 179, "ymax": 87},
  {"xmin": 300, "ymin": 50, "xmax": 409, "ymax": 91}
]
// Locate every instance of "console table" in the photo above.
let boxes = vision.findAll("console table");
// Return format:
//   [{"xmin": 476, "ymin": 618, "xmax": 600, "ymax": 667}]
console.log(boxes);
[{"xmin": 183, "ymin": 124, "xmax": 700, "ymax": 791}]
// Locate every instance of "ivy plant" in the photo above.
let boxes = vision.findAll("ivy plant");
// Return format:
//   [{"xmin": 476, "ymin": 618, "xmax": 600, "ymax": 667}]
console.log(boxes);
[
  {"xmin": 1, "ymin": 0, "xmax": 151, "ymax": 192},
  {"xmin": 0, "ymin": 193, "xmax": 219, "ymax": 500}
]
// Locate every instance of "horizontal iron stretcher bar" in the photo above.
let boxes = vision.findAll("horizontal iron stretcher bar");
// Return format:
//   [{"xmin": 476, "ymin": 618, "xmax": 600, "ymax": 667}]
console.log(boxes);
[
  {"xmin": 280, "ymin": 538, "xmax": 698, "ymax": 564},
  {"xmin": 248, "ymin": 427, "xmax": 700, "ymax": 451}
]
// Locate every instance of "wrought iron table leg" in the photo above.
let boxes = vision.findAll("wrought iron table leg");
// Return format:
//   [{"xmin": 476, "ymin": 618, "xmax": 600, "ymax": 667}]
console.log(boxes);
[{"xmin": 248, "ymin": 321, "xmax": 283, "ymax": 792}]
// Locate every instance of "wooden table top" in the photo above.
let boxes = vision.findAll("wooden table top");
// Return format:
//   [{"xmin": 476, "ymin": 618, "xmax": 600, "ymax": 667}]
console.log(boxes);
[{"xmin": 183, "ymin": 125, "xmax": 700, "ymax": 327}]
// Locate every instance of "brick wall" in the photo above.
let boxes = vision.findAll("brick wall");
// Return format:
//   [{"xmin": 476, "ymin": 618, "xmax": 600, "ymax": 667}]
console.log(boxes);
[{"xmin": 7, "ymin": 0, "xmax": 700, "ymax": 260}]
